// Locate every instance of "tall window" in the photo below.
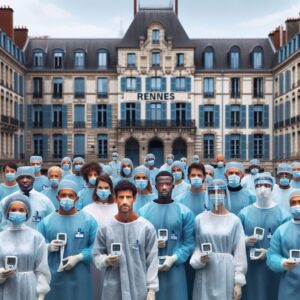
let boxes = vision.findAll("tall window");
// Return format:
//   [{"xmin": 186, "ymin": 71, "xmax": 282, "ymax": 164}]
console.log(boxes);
[
  {"xmin": 253, "ymin": 134, "xmax": 264, "ymax": 158},
  {"xmin": 53, "ymin": 50, "xmax": 64, "ymax": 69},
  {"xmin": 74, "ymin": 134, "xmax": 85, "ymax": 157},
  {"xmin": 53, "ymin": 134, "xmax": 63, "ymax": 159},
  {"xmin": 127, "ymin": 53, "xmax": 136, "ymax": 67},
  {"xmin": 150, "ymin": 103, "xmax": 162, "ymax": 120},
  {"xmin": 74, "ymin": 77, "xmax": 85, "ymax": 98},
  {"xmin": 231, "ymin": 77, "xmax": 240, "ymax": 98},
  {"xmin": 74, "ymin": 105, "xmax": 85, "ymax": 128},
  {"xmin": 53, "ymin": 77, "xmax": 63, "ymax": 98},
  {"xmin": 230, "ymin": 135, "xmax": 240, "ymax": 159},
  {"xmin": 74, "ymin": 50, "xmax": 85, "ymax": 68},
  {"xmin": 97, "ymin": 105, "xmax": 107, "ymax": 127},
  {"xmin": 150, "ymin": 77, "xmax": 162, "ymax": 91},
  {"xmin": 230, "ymin": 46, "xmax": 240, "ymax": 69},
  {"xmin": 175, "ymin": 103, "xmax": 186, "ymax": 126},
  {"xmin": 204, "ymin": 46, "xmax": 214, "ymax": 69},
  {"xmin": 98, "ymin": 134, "xmax": 108, "ymax": 159},
  {"xmin": 176, "ymin": 53, "xmax": 184, "ymax": 67},
  {"xmin": 230, "ymin": 105, "xmax": 240, "ymax": 127},
  {"xmin": 52, "ymin": 105, "xmax": 62, "ymax": 128},
  {"xmin": 98, "ymin": 49, "xmax": 108, "ymax": 69},
  {"xmin": 97, "ymin": 78, "xmax": 108, "ymax": 98},
  {"xmin": 126, "ymin": 103, "xmax": 136, "ymax": 126},
  {"xmin": 33, "ymin": 134, "xmax": 43, "ymax": 156},
  {"xmin": 126, "ymin": 77, "xmax": 137, "ymax": 91},
  {"xmin": 152, "ymin": 29, "xmax": 160, "ymax": 43},
  {"xmin": 33, "ymin": 105, "xmax": 43, "ymax": 128},
  {"xmin": 152, "ymin": 52, "xmax": 160, "ymax": 67},
  {"xmin": 33, "ymin": 50, "xmax": 44, "ymax": 68},
  {"xmin": 204, "ymin": 134, "xmax": 214, "ymax": 159},
  {"xmin": 253, "ymin": 77, "xmax": 263, "ymax": 98},
  {"xmin": 252, "ymin": 46, "xmax": 263, "ymax": 69},
  {"xmin": 33, "ymin": 78, "xmax": 43, "ymax": 98},
  {"xmin": 203, "ymin": 78, "xmax": 214, "ymax": 98},
  {"xmin": 254, "ymin": 105, "xmax": 263, "ymax": 127},
  {"xmin": 204, "ymin": 105, "xmax": 214, "ymax": 127}
]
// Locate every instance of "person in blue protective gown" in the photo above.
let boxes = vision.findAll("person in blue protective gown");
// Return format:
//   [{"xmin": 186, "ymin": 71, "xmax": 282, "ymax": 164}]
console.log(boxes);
[
  {"xmin": 113, "ymin": 158, "xmax": 135, "ymax": 186},
  {"xmin": 61, "ymin": 157, "xmax": 72, "ymax": 178},
  {"xmin": 271, "ymin": 163, "xmax": 294, "ymax": 215},
  {"xmin": 180, "ymin": 157, "xmax": 189, "ymax": 182},
  {"xmin": 242, "ymin": 159, "xmax": 261, "ymax": 194},
  {"xmin": 132, "ymin": 166, "xmax": 156, "ymax": 213},
  {"xmin": 144, "ymin": 153, "xmax": 159, "ymax": 187},
  {"xmin": 1, "ymin": 166, "xmax": 55, "ymax": 230},
  {"xmin": 64, "ymin": 157, "xmax": 86, "ymax": 191},
  {"xmin": 42, "ymin": 166, "xmax": 62, "ymax": 209},
  {"xmin": 171, "ymin": 161, "xmax": 190, "ymax": 199},
  {"xmin": 291, "ymin": 162, "xmax": 300, "ymax": 189},
  {"xmin": 238, "ymin": 172, "xmax": 290, "ymax": 300},
  {"xmin": 139, "ymin": 171, "xmax": 195, "ymax": 300},
  {"xmin": 204, "ymin": 164, "xmax": 214, "ymax": 186},
  {"xmin": 192, "ymin": 154, "xmax": 200, "ymax": 163},
  {"xmin": 93, "ymin": 180, "xmax": 159, "ymax": 300},
  {"xmin": 76, "ymin": 162, "xmax": 102, "ymax": 210},
  {"xmin": 224, "ymin": 162, "xmax": 255, "ymax": 215},
  {"xmin": 214, "ymin": 153, "xmax": 226, "ymax": 181},
  {"xmin": 38, "ymin": 179, "xmax": 97, "ymax": 300},
  {"xmin": 159, "ymin": 154, "xmax": 174, "ymax": 173},
  {"xmin": 108, "ymin": 152, "xmax": 122, "ymax": 178},
  {"xmin": 0, "ymin": 162, "xmax": 19, "ymax": 201},
  {"xmin": 267, "ymin": 189, "xmax": 300, "ymax": 300},
  {"xmin": 30, "ymin": 156, "xmax": 49, "ymax": 192},
  {"xmin": 0, "ymin": 194, "xmax": 51, "ymax": 300},
  {"xmin": 190, "ymin": 179, "xmax": 247, "ymax": 300}
]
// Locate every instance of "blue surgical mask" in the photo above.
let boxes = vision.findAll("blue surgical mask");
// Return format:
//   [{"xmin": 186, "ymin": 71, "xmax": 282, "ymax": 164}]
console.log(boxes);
[
  {"xmin": 89, "ymin": 177, "xmax": 97, "ymax": 185},
  {"xmin": 173, "ymin": 172, "xmax": 182, "ymax": 181},
  {"xmin": 74, "ymin": 165, "xmax": 82, "ymax": 172},
  {"xmin": 147, "ymin": 160, "xmax": 155, "ymax": 166},
  {"xmin": 205, "ymin": 175, "xmax": 213, "ymax": 184},
  {"xmin": 279, "ymin": 177, "xmax": 290, "ymax": 186},
  {"xmin": 62, "ymin": 164, "xmax": 70, "ymax": 171},
  {"xmin": 8, "ymin": 212, "xmax": 26, "ymax": 225},
  {"xmin": 50, "ymin": 178, "xmax": 60, "ymax": 188},
  {"xmin": 123, "ymin": 167, "xmax": 131, "ymax": 176},
  {"xmin": 5, "ymin": 173, "xmax": 16, "ymax": 182},
  {"xmin": 167, "ymin": 159, "xmax": 173, "ymax": 165},
  {"xmin": 34, "ymin": 165, "xmax": 41, "ymax": 173},
  {"xmin": 251, "ymin": 168, "xmax": 259, "ymax": 175},
  {"xmin": 191, "ymin": 177, "xmax": 202, "ymax": 189},
  {"xmin": 217, "ymin": 161, "xmax": 224, "ymax": 168},
  {"xmin": 228, "ymin": 174, "xmax": 241, "ymax": 188},
  {"xmin": 290, "ymin": 205, "xmax": 300, "ymax": 218},
  {"xmin": 60, "ymin": 197, "xmax": 75, "ymax": 211},
  {"xmin": 135, "ymin": 179, "xmax": 148, "ymax": 190},
  {"xmin": 96, "ymin": 189, "xmax": 111, "ymax": 201},
  {"xmin": 293, "ymin": 171, "xmax": 300, "ymax": 179}
]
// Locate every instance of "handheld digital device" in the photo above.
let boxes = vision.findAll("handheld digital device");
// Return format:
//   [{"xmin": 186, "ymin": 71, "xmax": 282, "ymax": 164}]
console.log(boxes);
[
  {"xmin": 289, "ymin": 249, "xmax": 300, "ymax": 263},
  {"xmin": 57, "ymin": 233, "xmax": 67, "ymax": 246},
  {"xmin": 5, "ymin": 256, "xmax": 18, "ymax": 270},
  {"xmin": 158, "ymin": 256, "xmax": 166, "ymax": 267},
  {"xmin": 111, "ymin": 243, "xmax": 122, "ymax": 256},
  {"xmin": 201, "ymin": 243, "xmax": 212, "ymax": 255},
  {"xmin": 250, "ymin": 248, "xmax": 261, "ymax": 260},
  {"xmin": 158, "ymin": 229, "xmax": 168, "ymax": 242},
  {"xmin": 62, "ymin": 258, "xmax": 69, "ymax": 266},
  {"xmin": 253, "ymin": 227, "xmax": 264, "ymax": 240}
]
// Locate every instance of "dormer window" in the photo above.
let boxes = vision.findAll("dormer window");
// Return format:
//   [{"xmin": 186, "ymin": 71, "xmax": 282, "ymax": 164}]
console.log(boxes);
[
  {"xmin": 33, "ymin": 49, "xmax": 44, "ymax": 68},
  {"xmin": 204, "ymin": 46, "xmax": 214, "ymax": 69},
  {"xmin": 98, "ymin": 49, "xmax": 109, "ymax": 69},
  {"xmin": 53, "ymin": 49, "xmax": 64, "ymax": 69},
  {"xmin": 74, "ymin": 50, "xmax": 85, "ymax": 68},
  {"xmin": 252, "ymin": 46, "xmax": 263, "ymax": 69},
  {"xmin": 152, "ymin": 29, "xmax": 160, "ymax": 44},
  {"xmin": 230, "ymin": 46, "xmax": 240, "ymax": 69}
]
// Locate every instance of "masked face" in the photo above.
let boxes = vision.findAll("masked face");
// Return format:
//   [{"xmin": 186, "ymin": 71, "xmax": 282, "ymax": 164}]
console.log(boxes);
[
  {"xmin": 279, "ymin": 177, "xmax": 290, "ymax": 186},
  {"xmin": 250, "ymin": 168, "xmax": 259, "ymax": 175},
  {"xmin": 7, "ymin": 202, "xmax": 28, "ymax": 225},
  {"xmin": 123, "ymin": 167, "xmax": 132, "ymax": 176},
  {"xmin": 217, "ymin": 161, "xmax": 224, "ymax": 168},
  {"xmin": 59, "ymin": 198, "xmax": 75, "ymax": 211},
  {"xmin": 209, "ymin": 192, "xmax": 225, "ymax": 210},
  {"xmin": 167, "ymin": 158, "xmax": 173, "ymax": 165},
  {"xmin": 190, "ymin": 177, "xmax": 203, "ymax": 189},
  {"xmin": 227, "ymin": 174, "xmax": 241, "ymax": 188},
  {"xmin": 58, "ymin": 189, "xmax": 77, "ymax": 212},
  {"xmin": 135, "ymin": 179, "xmax": 148, "ymax": 191},
  {"xmin": 62, "ymin": 163, "xmax": 70, "ymax": 171},
  {"xmin": 96, "ymin": 189, "xmax": 111, "ymax": 201},
  {"xmin": 74, "ymin": 164, "xmax": 82, "ymax": 173},
  {"xmin": 293, "ymin": 170, "xmax": 300, "ymax": 179},
  {"xmin": 256, "ymin": 186, "xmax": 272, "ymax": 202},
  {"xmin": 5, "ymin": 173, "xmax": 16, "ymax": 182},
  {"xmin": 50, "ymin": 178, "xmax": 60, "ymax": 188}
]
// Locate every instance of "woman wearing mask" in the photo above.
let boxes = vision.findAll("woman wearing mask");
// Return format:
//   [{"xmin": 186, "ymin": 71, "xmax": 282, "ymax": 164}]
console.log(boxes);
[
  {"xmin": 190, "ymin": 179, "xmax": 247, "ymax": 300},
  {"xmin": 204, "ymin": 164, "xmax": 214, "ymax": 186},
  {"xmin": 0, "ymin": 194, "xmax": 50, "ymax": 300},
  {"xmin": 113, "ymin": 158, "xmax": 135, "ymax": 186},
  {"xmin": 82, "ymin": 175, "xmax": 117, "ymax": 300},
  {"xmin": 76, "ymin": 162, "xmax": 102, "ymax": 210},
  {"xmin": 61, "ymin": 156, "xmax": 72, "ymax": 178},
  {"xmin": 238, "ymin": 173, "xmax": 290, "ymax": 300},
  {"xmin": 132, "ymin": 166, "xmax": 156, "ymax": 213},
  {"xmin": 171, "ymin": 161, "xmax": 190, "ymax": 199}
]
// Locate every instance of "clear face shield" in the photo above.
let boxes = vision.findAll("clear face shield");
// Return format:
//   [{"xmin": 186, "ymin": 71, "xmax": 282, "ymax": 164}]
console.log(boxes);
[{"xmin": 207, "ymin": 181, "xmax": 230, "ymax": 211}]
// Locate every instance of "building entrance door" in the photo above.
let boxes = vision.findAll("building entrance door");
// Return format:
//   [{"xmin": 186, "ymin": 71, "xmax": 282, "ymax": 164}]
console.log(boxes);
[
  {"xmin": 173, "ymin": 137, "xmax": 187, "ymax": 161},
  {"xmin": 125, "ymin": 138, "xmax": 140, "ymax": 167},
  {"xmin": 148, "ymin": 138, "xmax": 164, "ymax": 168}
]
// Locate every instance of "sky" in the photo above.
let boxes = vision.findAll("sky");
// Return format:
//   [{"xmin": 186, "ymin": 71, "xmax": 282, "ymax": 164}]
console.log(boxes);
[{"xmin": 1, "ymin": 0, "xmax": 300, "ymax": 38}]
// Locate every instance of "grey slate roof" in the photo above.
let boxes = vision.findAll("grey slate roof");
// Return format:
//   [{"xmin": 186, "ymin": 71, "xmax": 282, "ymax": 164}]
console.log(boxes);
[
  {"xmin": 193, "ymin": 38, "xmax": 275, "ymax": 70},
  {"xmin": 24, "ymin": 38, "xmax": 121, "ymax": 70},
  {"xmin": 118, "ymin": 10, "xmax": 194, "ymax": 48}
]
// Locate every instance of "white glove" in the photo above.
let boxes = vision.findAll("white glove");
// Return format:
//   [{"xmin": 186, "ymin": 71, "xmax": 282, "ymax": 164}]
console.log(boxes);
[
  {"xmin": 233, "ymin": 284, "xmax": 242, "ymax": 300},
  {"xmin": 146, "ymin": 289, "xmax": 155, "ymax": 300},
  {"xmin": 158, "ymin": 240, "xmax": 166, "ymax": 249},
  {"xmin": 200, "ymin": 253, "xmax": 209, "ymax": 264},
  {"xmin": 48, "ymin": 240, "xmax": 63, "ymax": 252},
  {"xmin": 62, "ymin": 253, "xmax": 84, "ymax": 271},
  {"xmin": 251, "ymin": 248, "xmax": 266, "ymax": 260},
  {"xmin": 0, "ymin": 268, "xmax": 15, "ymax": 279},
  {"xmin": 158, "ymin": 255, "xmax": 177, "ymax": 272},
  {"xmin": 245, "ymin": 236, "xmax": 258, "ymax": 247},
  {"xmin": 105, "ymin": 255, "xmax": 120, "ymax": 267},
  {"xmin": 37, "ymin": 294, "xmax": 45, "ymax": 300},
  {"xmin": 282, "ymin": 258, "xmax": 299, "ymax": 271}
]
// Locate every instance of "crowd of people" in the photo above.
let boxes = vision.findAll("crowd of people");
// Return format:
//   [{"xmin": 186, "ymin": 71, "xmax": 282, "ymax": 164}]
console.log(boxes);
[{"xmin": 0, "ymin": 152, "xmax": 299, "ymax": 300}]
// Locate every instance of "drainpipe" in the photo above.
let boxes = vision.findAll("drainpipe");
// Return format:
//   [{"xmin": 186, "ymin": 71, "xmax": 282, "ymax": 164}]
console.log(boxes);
[{"xmin": 221, "ymin": 70, "xmax": 224, "ymax": 153}]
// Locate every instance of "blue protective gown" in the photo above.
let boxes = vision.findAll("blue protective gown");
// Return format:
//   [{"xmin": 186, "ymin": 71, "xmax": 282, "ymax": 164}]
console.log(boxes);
[
  {"xmin": 139, "ymin": 201, "xmax": 195, "ymax": 300},
  {"xmin": 148, "ymin": 168, "xmax": 159, "ymax": 186},
  {"xmin": 238, "ymin": 204, "xmax": 290, "ymax": 300},
  {"xmin": 172, "ymin": 181, "xmax": 190, "ymax": 200},
  {"xmin": 214, "ymin": 167, "xmax": 226, "ymax": 181},
  {"xmin": 159, "ymin": 164, "xmax": 172, "ymax": 173},
  {"xmin": 108, "ymin": 161, "xmax": 122, "ymax": 178},
  {"xmin": 37, "ymin": 210, "xmax": 98, "ymax": 300},
  {"xmin": 271, "ymin": 184, "xmax": 294, "ymax": 215},
  {"xmin": 113, "ymin": 176, "xmax": 135, "ymax": 186},
  {"xmin": 76, "ymin": 187, "xmax": 94, "ymax": 210},
  {"xmin": 0, "ymin": 183, "xmax": 19, "ymax": 201},
  {"xmin": 33, "ymin": 175, "xmax": 49, "ymax": 192},
  {"xmin": 42, "ymin": 187, "xmax": 59, "ymax": 209},
  {"xmin": 64, "ymin": 174, "xmax": 86, "ymax": 191},
  {"xmin": 227, "ymin": 186, "xmax": 255, "ymax": 215},
  {"xmin": 267, "ymin": 220, "xmax": 300, "ymax": 300},
  {"xmin": 291, "ymin": 180, "xmax": 300, "ymax": 189},
  {"xmin": 133, "ymin": 193, "xmax": 156, "ymax": 213}
]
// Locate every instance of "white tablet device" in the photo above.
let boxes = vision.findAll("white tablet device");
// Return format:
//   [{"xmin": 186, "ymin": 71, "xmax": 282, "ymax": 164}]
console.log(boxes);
[
  {"xmin": 289, "ymin": 249, "xmax": 300, "ymax": 263},
  {"xmin": 254, "ymin": 227, "xmax": 264, "ymax": 240},
  {"xmin": 201, "ymin": 243, "xmax": 212, "ymax": 255},
  {"xmin": 158, "ymin": 229, "xmax": 168, "ymax": 242},
  {"xmin": 5, "ymin": 256, "xmax": 18, "ymax": 271},
  {"xmin": 57, "ymin": 233, "xmax": 67, "ymax": 246},
  {"xmin": 111, "ymin": 243, "xmax": 122, "ymax": 256}
]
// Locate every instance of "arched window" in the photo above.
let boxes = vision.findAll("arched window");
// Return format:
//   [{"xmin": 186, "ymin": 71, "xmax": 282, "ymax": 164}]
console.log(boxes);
[
  {"xmin": 97, "ymin": 49, "xmax": 109, "ymax": 69},
  {"xmin": 204, "ymin": 46, "xmax": 214, "ymax": 69},
  {"xmin": 74, "ymin": 49, "xmax": 85, "ymax": 68},
  {"xmin": 52, "ymin": 49, "xmax": 64, "ymax": 69},
  {"xmin": 32, "ymin": 49, "xmax": 45, "ymax": 68},
  {"xmin": 230, "ymin": 46, "xmax": 240, "ymax": 69},
  {"xmin": 252, "ymin": 46, "xmax": 263, "ymax": 69}
]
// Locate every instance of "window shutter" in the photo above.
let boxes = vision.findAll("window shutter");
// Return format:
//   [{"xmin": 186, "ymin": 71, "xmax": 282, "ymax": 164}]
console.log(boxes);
[
  {"xmin": 225, "ymin": 135, "xmax": 230, "ymax": 160},
  {"xmin": 161, "ymin": 103, "xmax": 167, "ymax": 120},
  {"xmin": 62, "ymin": 105, "xmax": 68, "ymax": 128},
  {"xmin": 171, "ymin": 103, "xmax": 176, "ymax": 120},
  {"xmin": 43, "ymin": 135, "xmax": 48, "ymax": 160},
  {"xmin": 241, "ymin": 135, "xmax": 247, "ymax": 160},
  {"xmin": 62, "ymin": 134, "xmax": 68, "ymax": 158},
  {"xmin": 121, "ymin": 103, "xmax": 126, "ymax": 120},
  {"xmin": 27, "ymin": 105, "xmax": 33, "ymax": 128},
  {"xmin": 225, "ymin": 105, "xmax": 231, "ymax": 128},
  {"xmin": 263, "ymin": 135, "xmax": 270, "ymax": 160},
  {"xmin": 146, "ymin": 103, "xmax": 151, "ymax": 120},
  {"xmin": 249, "ymin": 105, "xmax": 254, "ymax": 128},
  {"xmin": 171, "ymin": 78, "xmax": 176, "ymax": 92},
  {"xmin": 107, "ymin": 104, "xmax": 112, "ymax": 128},
  {"xmin": 185, "ymin": 77, "xmax": 191, "ymax": 92},
  {"xmin": 43, "ymin": 105, "xmax": 52, "ymax": 128},
  {"xmin": 248, "ymin": 134, "xmax": 254, "ymax": 160},
  {"xmin": 214, "ymin": 105, "xmax": 220, "ymax": 128},
  {"xmin": 161, "ymin": 77, "xmax": 167, "ymax": 92},
  {"xmin": 186, "ymin": 103, "xmax": 191, "ymax": 120},
  {"xmin": 285, "ymin": 133, "xmax": 291, "ymax": 159},
  {"xmin": 263, "ymin": 105, "xmax": 269, "ymax": 128},
  {"xmin": 240, "ymin": 105, "xmax": 246, "ymax": 128},
  {"xmin": 92, "ymin": 104, "xmax": 97, "ymax": 128},
  {"xmin": 146, "ymin": 78, "xmax": 151, "ymax": 92},
  {"xmin": 136, "ymin": 77, "xmax": 141, "ymax": 92},
  {"xmin": 135, "ymin": 103, "xmax": 141, "ymax": 120},
  {"xmin": 121, "ymin": 77, "xmax": 126, "ymax": 92},
  {"xmin": 199, "ymin": 105, "xmax": 204, "ymax": 128}
]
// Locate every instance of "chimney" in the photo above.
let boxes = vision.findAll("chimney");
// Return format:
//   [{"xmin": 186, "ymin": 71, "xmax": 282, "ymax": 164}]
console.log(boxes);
[
  {"xmin": 14, "ymin": 27, "xmax": 28, "ymax": 49},
  {"xmin": 0, "ymin": 6, "xmax": 14, "ymax": 40},
  {"xmin": 285, "ymin": 17, "xmax": 300, "ymax": 41},
  {"xmin": 273, "ymin": 27, "xmax": 281, "ymax": 50},
  {"xmin": 134, "ymin": 0, "xmax": 137, "ymax": 17},
  {"xmin": 175, "ymin": 0, "xmax": 178, "ymax": 16}
]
